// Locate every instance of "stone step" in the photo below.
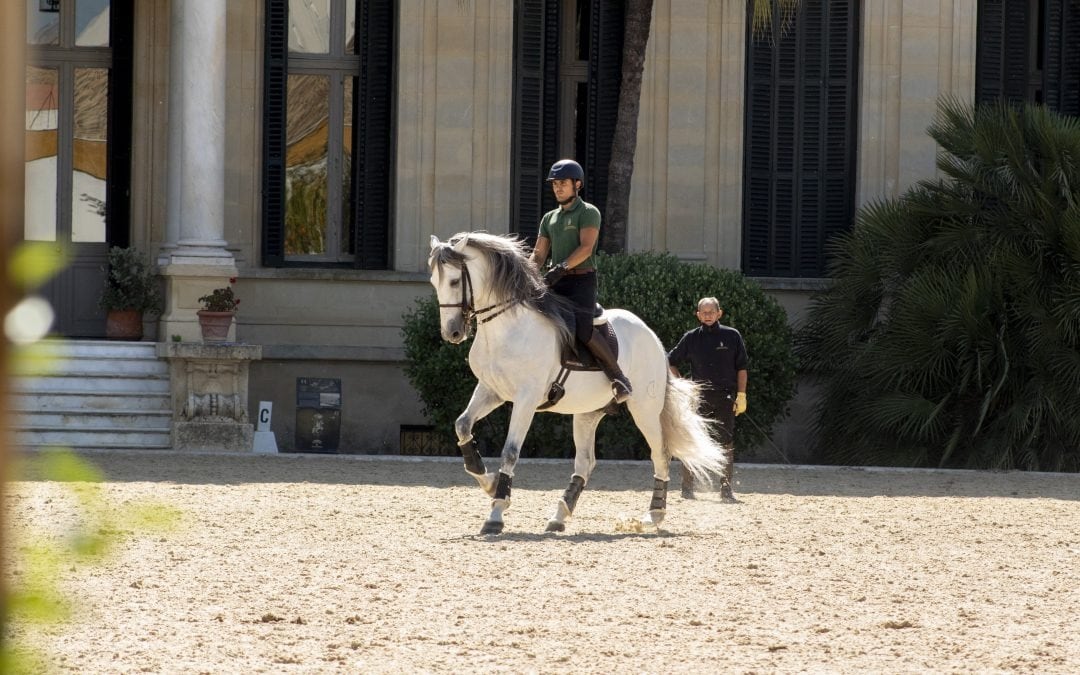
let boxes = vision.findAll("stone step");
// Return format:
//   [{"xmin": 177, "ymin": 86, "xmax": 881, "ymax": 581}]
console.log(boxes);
[
  {"xmin": 34, "ymin": 339, "xmax": 159, "ymax": 359},
  {"xmin": 13, "ymin": 410, "xmax": 172, "ymax": 430},
  {"xmin": 12, "ymin": 391, "xmax": 171, "ymax": 411},
  {"xmin": 28, "ymin": 356, "xmax": 168, "ymax": 378},
  {"xmin": 13, "ymin": 376, "xmax": 171, "ymax": 395},
  {"xmin": 15, "ymin": 427, "xmax": 172, "ymax": 449},
  {"xmin": 12, "ymin": 340, "xmax": 175, "ymax": 451}
]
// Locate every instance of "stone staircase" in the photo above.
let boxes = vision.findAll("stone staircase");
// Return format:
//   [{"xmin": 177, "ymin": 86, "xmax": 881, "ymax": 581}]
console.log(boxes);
[{"xmin": 11, "ymin": 339, "xmax": 173, "ymax": 450}]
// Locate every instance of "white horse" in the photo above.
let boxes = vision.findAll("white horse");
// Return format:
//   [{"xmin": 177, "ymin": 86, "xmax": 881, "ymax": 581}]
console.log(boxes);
[{"xmin": 428, "ymin": 232, "xmax": 728, "ymax": 534}]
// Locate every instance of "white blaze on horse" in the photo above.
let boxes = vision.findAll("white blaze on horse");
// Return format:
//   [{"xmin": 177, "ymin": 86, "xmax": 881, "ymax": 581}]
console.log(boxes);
[{"xmin": 428, "ymin": 232, "xmax": 728, "ymax": 534}]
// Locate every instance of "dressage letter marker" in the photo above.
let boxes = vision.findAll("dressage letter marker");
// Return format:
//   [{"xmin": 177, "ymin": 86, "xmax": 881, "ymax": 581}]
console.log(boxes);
[{"xmin": 253, "ymin": 401, "xmax": 278, "ymax": 453}]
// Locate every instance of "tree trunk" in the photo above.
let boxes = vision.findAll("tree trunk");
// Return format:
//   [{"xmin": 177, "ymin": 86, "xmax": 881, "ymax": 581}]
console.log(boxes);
[
  {"xmin": 602, "ymin": 0, "xmax": 654, "ymax": 254},
  {"xmin": 604, "ymin": 1, "xmax": 791, "ymax": 254}
]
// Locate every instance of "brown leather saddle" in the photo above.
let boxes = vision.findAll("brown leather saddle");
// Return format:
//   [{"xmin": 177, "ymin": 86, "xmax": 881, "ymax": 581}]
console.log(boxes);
[{"xmin": 537, "ymin": 305, "xmax": 619, "ymax": 410}]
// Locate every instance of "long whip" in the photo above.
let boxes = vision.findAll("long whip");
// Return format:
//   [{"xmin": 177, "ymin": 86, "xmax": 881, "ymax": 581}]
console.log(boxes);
[{"xmin": 740, "ymin": 412, "xmax": 793, "ymax": 465}]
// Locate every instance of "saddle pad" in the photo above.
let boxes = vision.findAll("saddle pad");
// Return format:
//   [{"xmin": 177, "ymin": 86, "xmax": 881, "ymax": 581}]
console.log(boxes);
[{"xmin": 560, "ymin": 321, "xmax": 618, "ymax": 372}]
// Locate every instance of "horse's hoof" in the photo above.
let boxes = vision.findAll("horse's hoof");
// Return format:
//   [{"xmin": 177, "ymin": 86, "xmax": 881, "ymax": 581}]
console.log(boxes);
[
  {"xmin": 480, "ymin": 520, "xmax": 504, "ymax": 535},
  {"xmin": 545, "ymin": 521, "xmax": 566, "ymax": 533},
  {"xmin": 643, "ymin": 509, "xmax": 666, "ymax": 527}
]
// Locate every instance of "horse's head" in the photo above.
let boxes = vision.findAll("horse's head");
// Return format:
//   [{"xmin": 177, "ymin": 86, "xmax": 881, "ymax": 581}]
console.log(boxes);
[
  {"xmin": 428, "ymin": 234, "xmax": 485, "ymax": 344},
  {"xmin": 429, "ymin": 232, "xmax": 549, "ymax": 344}
]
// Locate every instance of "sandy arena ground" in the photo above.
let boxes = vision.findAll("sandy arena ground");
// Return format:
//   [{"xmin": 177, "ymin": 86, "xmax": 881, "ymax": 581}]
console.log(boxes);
[{"xmin": 5, "ymin": 450, "xmax": 1080, "ymax": 674}]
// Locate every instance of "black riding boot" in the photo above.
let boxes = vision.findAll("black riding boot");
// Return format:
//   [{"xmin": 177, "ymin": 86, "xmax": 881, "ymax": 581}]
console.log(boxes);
[
  {"xmin": 719, "ymin": 451, "xmax": 736, "ymax": 502},
  {"xmin": 584, "ymin": 329, "xmax": 632, "ymax": 403}
]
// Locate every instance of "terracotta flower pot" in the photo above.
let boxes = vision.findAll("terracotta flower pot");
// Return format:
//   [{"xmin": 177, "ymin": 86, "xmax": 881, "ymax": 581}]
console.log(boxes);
[
  {"xmin": 105, "ymin": 309, "xmax": 144, "ymax": 341},
  {"xmin": 197, "ymin": 310, "xmax": 235, "ymax": 343}
]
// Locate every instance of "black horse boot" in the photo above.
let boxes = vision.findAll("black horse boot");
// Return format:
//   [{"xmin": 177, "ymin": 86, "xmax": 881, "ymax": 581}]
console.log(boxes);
[
  {"xmin": 584, "ymin": 329, "xmax": 632, "ymax": 403},
  {"xmin": 680, "ymin": 463, "xmax": 695, "ymax": 499}
]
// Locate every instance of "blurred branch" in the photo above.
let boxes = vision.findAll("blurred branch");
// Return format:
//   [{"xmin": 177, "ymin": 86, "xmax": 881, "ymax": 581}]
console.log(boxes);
[{"xmin": 1, "ymin": 0, "xmax": 27, "ymax": 662}]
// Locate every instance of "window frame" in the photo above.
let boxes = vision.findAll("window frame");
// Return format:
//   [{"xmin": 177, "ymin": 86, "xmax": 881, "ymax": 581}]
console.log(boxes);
[{"xmin": 262, "ymin": 0, "xmax": 395, "ymax": 269}]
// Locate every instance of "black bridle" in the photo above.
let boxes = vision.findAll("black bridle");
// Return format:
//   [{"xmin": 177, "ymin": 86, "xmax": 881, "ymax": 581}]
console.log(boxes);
[{"xmin": 437, "ymin": 260, "xmax": 518, "ymax": 335}]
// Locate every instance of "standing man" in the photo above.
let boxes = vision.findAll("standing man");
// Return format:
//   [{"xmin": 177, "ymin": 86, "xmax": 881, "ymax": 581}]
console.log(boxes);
[
  {"xmin": 667, "ymin": 297, "xmax": 748, "ymax": 501},
  {"xmin": 530, "ymin": 159, "xmax": 631, "ymax": 403}
]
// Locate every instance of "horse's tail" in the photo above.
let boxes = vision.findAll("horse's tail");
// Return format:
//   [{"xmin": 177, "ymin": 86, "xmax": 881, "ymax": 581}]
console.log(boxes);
[{"xmin": 660, "ymin": 375, "xmax": 730, "ymax": 485}]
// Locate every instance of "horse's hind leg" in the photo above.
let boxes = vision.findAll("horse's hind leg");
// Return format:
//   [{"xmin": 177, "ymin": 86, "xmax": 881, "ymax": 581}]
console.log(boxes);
[
  {"xmin": 455, "ymin": 383, "xmax": 504, "ymax": 497},
  {"xmin": 546, "ymin": 411, "xmax": 603, "ymax": 533},
  {"xmin": 628, "ymin": 400, "xmax": 669, "ymax": 527}
]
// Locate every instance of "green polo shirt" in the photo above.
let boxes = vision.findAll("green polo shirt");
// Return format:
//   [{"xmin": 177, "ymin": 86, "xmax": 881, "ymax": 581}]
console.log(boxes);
[{"xmin": 538, "ymin": 197, "xmax": 601, "ymax": 269}]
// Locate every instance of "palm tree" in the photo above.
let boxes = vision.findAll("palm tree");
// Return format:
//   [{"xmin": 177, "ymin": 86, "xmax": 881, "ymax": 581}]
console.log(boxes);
[
  {"xmin": 796, "ymin": 99, "xmax": 1080, "ymax": 472},
  {"xmin": 604, "ymin": 0, "xmax": 799, "ymax": 253}
]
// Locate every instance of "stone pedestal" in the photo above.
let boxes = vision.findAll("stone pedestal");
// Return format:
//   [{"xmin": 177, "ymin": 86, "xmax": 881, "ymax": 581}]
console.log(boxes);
[{"xmin": 158, "ymin": 342, "xmax": 262, "ymax": 452}]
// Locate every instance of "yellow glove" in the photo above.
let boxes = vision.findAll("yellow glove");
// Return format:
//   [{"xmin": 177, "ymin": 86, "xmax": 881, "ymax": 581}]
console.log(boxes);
[{"xmin": 734, "ymin": 392, "xmax": 747, "ymax": 416}]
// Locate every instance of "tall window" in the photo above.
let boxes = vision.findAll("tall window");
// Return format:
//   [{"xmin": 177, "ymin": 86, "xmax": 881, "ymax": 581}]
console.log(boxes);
[
  {"xmin": 742, "ymin": 0, "xmax": 859, "ymax": 278},
  {"xmin": 25, "ymin": 0, "xmax": 132, "ymax": 247},
  {"xmin": 263, "ymin": 0, "xmax": 394, "ymax": 268},
  {"xmin": 511, "ymin": 0, "xmax": 622, "ymax": 243},
  {"xmin": 26, "ymin": 0, "xmax": 134, "ymax": 337},
  {"xmin": 976, "ymin": 0, "xmax": 1080, "ymax": 115}
]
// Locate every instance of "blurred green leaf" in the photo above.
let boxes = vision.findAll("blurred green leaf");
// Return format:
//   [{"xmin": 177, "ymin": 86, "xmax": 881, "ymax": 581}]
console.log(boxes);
[{"xmin": 9, "ymin": 242, "xmax": 69, "ymax": 290}]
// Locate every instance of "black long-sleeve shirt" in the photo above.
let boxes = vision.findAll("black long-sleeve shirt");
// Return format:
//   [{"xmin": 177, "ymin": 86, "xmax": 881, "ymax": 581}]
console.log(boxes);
[{"xmin": 667, "ymin": 322, "xmax": 748, "ymax": 396}]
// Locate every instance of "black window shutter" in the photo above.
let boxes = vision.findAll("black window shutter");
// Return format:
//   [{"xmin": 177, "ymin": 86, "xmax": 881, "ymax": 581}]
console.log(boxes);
[
  {"xmin": 976, "ymin": 0, "xmax": 1030, "ymax": 105},
  {"xmin": 354, "ymin": 0, "xmax": 394, "ymax": 269},
  {"xmin": 821, "ymin": 0, "xmax": 859, "ymax": 273},
  {"xmin": 585, "ymin": 0, "xmax": 624, "ymax": 219},
  {"xmin": 1042, "ymin": 0, "xmax": 1080, "ymax": 116},
  {"xmin": 262, "ymin": 0, "xmax": 287, "ymax": 266},
  {"xmin": 105, "ymin": 0, "xmax": 134, "ymax": 248},
  {"xmin": 743, "ymin": 0, "xmax": 858, "ymax": 278},
  {"xmin": 511, "ymin": 0, "xmax": 559, "ymax": 243},
  {"xmin": 977, "ymin": 0, "xmax": 1078, "ymax": 115}
]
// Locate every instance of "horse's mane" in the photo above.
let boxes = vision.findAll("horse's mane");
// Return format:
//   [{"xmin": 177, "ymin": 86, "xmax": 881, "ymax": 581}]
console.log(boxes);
[{"xmin": 430, "ymin": 231, "xmax": 576, "ymax": 344}]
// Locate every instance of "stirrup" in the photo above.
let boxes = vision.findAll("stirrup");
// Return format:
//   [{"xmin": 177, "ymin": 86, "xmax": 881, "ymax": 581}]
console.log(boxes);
[
  {"xmin": 611, "ymin": 379, "xmax": 631, "ymax": 404},
  {"xmin": 536, "ymin": 380, "xmax": 566, "ymax": 411}
]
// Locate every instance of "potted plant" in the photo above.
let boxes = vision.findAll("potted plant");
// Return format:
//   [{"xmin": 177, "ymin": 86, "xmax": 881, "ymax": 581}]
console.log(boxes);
[
  {"xmin": 197, "ymin": 278, "xmax": 240, "ymax": 343},
  {"xmin": 99, "ymin": 246, "xmax": 163, "ymax": 340}
]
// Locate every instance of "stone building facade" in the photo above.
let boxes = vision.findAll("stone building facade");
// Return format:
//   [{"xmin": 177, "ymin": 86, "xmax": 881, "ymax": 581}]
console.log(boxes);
[{"xmin": 24, "ymin": 1, "xmax": 1078, "ymax": 454}]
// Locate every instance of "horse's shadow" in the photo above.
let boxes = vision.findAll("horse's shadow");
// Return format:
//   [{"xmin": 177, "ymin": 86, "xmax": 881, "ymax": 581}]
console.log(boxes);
[{"xmin": 445, "ymin": 529, "xmax": 726, "ymax": 543}]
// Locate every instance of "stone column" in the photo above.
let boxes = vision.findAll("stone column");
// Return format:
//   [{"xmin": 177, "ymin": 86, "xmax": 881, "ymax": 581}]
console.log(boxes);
[{"xmin": 158, "ymin": 0, "xmax": 238, "ymax": 342}]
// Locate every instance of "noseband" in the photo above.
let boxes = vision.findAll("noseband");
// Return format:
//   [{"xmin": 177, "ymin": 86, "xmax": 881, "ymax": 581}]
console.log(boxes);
[{"xmin": 437, "ymin": 259, "xmax": 519, "ymax": 335}]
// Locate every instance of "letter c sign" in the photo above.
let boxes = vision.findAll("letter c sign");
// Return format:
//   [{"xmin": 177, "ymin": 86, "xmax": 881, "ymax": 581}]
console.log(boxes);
[{"xmin": 257, "ymin": 401, "xmax": 273, "ymax": 431}]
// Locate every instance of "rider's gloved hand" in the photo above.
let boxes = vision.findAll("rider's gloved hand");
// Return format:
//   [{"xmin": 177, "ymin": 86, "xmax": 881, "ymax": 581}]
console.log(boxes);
[
  {"xmin": 734, "ymin": 392, "xmax": 747, "ymax": 416},
  {"xmin": 543, "ymin": 262, "xmax": 569, "ymax": 287}
]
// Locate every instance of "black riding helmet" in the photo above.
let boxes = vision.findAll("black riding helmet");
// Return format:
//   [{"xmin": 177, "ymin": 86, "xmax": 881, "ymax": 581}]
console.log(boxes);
[{"xmin": 546, "ymin": 159, "xmax": 585, "ymax": 187}]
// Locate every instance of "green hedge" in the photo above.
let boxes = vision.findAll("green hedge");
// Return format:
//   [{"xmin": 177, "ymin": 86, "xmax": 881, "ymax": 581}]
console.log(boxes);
[{"xmin": 402, "ymin": 251, "xmax": 797, "ymax": 459}]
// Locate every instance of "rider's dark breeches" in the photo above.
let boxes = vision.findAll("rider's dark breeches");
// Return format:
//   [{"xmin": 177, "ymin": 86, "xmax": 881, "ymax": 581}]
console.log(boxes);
[{"xmin": 549, "ymin": 272, "xmax": 597, "ymax": 344}]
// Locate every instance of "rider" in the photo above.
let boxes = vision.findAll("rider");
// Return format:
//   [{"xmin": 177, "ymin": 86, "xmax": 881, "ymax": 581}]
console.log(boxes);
[{"xmin": 530, "ymin": 159, "xmax": 632, "ymax": 404}]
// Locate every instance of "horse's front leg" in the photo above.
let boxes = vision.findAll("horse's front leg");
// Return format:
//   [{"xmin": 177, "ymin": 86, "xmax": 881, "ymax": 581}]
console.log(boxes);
[
  {"xmin": 480, "ymin": 395, "xmax": 540, "ymax": 535},
  {"xmin": 455, "ymin": 383, "xmax": 505, "ymax": 498},
  {"xmin": 546, "ymin": 410, "xmax": 604, "ymax": 533}
]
